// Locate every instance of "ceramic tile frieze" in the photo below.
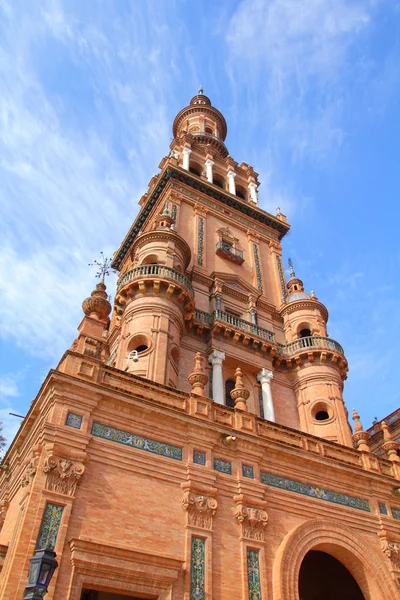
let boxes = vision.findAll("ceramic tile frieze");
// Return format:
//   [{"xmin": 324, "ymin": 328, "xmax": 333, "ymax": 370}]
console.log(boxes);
[
  {"xmin": 378, "ymin": 502, "xmax": 388, "ymax": 515},
  {"xmin": 92, "ymin": 422, "xmax": 182, "ymax": 461},
  {"xmin": 276, "ymin": 254, "xmax": 287, "ymax": 301},
  {"xmin": 253, "ymin": 244, "xmax": 263, "ymax": 293},
  {"xmin": 66, "ymin": 412, "xmax": 83, "ymax": 429},
  {"xmin": 213, "ymin": 458, "xmax": 232, "ymax": 475},
  {"xmin": 242, "ymin": 464, "xmax": 254, "ymax": 479},
  {"xmin": 193, "ymin": 450, "xmax": 206, "ymax": 466},
  {"xmin": 171, "ymin": 203, "xmax": 177, "ymax": 224},
  {"xmin": 197, "ymin": 217, "xmax": 204, "ymax": 266},
  {"xmin": 247, "ymin": 548, "xmax": 262, "ymax": 600},
  {"xmin": 190, "ymin": 536, "xmax": 206, "ymax": 600},
  {"xmin": 391, "ymin": 507, "xmax": 400, "ymax": 520},
  {"xmin": 37, "ymin": 503, "xmax": 64, "ymax": 550},
  {"xmin": 261, "ymin": 472, "xmax": 371, "ymax": 512}
]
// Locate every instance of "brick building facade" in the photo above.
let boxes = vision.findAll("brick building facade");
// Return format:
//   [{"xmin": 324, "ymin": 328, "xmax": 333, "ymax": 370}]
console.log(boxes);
[{"xmin": 0, "ymin": 91, "xmax": 399, "ymax": 599}]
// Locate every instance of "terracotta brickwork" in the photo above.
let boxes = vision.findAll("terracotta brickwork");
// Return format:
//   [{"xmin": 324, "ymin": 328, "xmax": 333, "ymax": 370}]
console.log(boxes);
[{"xmin": 0, "ymin": 92, "xmax": 399, "ymax": 599}]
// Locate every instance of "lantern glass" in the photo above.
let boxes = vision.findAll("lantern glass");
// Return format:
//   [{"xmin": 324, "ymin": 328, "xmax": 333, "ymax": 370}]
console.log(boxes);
[{"xmin": 38, "ymin": 562, "xmax": 52, "ymax": 586}]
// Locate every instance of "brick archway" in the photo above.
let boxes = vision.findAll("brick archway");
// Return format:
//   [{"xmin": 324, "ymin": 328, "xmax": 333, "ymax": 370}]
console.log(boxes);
[{"xmin": 272, "ymin": 518, "xmax": 398, "ymax": 600}]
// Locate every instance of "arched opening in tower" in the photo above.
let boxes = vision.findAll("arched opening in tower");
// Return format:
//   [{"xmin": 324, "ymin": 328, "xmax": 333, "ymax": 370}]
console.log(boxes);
[{"xmin": 298, "ymin": 550, "xmax": 365, "ymax": 600}]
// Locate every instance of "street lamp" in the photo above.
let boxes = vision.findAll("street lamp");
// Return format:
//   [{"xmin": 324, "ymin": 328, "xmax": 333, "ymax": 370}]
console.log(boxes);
[{"xmin": 23, "ymin": 548, "xmax": 58, "ymax": 599}]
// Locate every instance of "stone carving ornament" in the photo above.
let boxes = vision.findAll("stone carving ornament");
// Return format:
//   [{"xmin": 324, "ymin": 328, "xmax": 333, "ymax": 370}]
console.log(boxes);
[
  {"xmin": 182, "ymin": 491, "xmax": 218, "ymax": 529},
  {"xmin": 381, "ymin": 537, "xmax": 400, "ymax": 571},
  {"xmin": 235, "ymin": 504, "xmax": 269, "ymax": 541},
  {"xmin": 43, "ymin": 454, "xmax": 85, "ymax": 496},
  {"xmin": 21, "ymin": 456, "xmax": 39, "ymax": 488}
]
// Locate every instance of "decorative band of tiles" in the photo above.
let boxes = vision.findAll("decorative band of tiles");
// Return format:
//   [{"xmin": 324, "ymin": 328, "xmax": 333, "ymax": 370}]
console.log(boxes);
[
  {"xmin": 242, "ymin": 464, "xmax": 254, "ymax": 479},
  {"xmin": 193, "ymin": 450, "xmax": 206, "ymax": 466},
  {"xmin": 191, "ymin": 536, "xmax": 206, "ymax": 600},
  {"xmin": 66, "ymin": 412, "xmax": 83, "ymax": 429},
  {"xmin": 247, "ymin": 548, "xmax": 262, "ymax": 600},
  {"xmin": 92, "ymin": 422, "xmax": 182, "ymax": 461},
  {"xmin": 378, "ymin": 502, "xmax": 388, "ymax": 515},
  {"xmin": 37, "ymin": 503, "xmax": 64, "ymax": 550},
  {"xmin": 214, "ymin": 458, "xmax": 232, "ymax": 475},
  {"xmin": 261, "ymin": 472, "xmax": 371, "ymax": 512},
  {"xmin": 391, "ymin": 507, "xmax": 400, "ymax": 520}
]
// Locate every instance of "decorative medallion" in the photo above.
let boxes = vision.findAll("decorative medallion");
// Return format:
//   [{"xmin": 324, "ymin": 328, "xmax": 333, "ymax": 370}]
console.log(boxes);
[
  {"xmin": 37, "ymin": 503, "xmax": 64, "ymax": 550},
  {"xmin": 182, "ymin": 491, "xmax": 218, "ymax": 529},
  {"xmin": 193, "ymin": 450, "xmax": 206, "ymax": 466},
  {"xmin": 43, "ymin": 454, "xmax": 85, "ymax": 497},
  {"xmin": 66, "ymin": 413, "xmax": 83, "ymax": 429},
  {"xmin": 190, "ymin": 537, "xmax": 206, "ymax": 600},
  {"xmin": 261, "ymin": 472, "xmax": 371, "ymax": 512},
  {"xmin": 242, "ymin": 464, "xmax": 254, "ymax": 479},
  {"xmin": 92, "ymin": 422, "xmax": 182, "ymax": 461},
  {"xmin": 247, "ymin": 548, "xmax": 262, "ymax": 600},
  {"xmin": 213, "ymin": 458, "xmax": 232, "ymax": 475},
  {"xmin": 253, "ymin": 244, "xmax": 263, "ymax": 293},
  {"xmin": 198, "ymin": 217, "xmax": 204, "ymax": 266}
]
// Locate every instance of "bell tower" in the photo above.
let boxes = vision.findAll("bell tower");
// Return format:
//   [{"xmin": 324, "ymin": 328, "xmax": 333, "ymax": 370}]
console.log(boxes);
[{"xmin": 79, "ymin": 89, "xmax": 353, "ymax": 446}]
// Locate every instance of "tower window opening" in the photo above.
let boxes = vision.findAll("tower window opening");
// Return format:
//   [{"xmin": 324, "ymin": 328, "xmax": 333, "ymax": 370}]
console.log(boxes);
[
  {"xmin": 294, "ymin": 285, "xmax": 298, "ymax": 290},
  {"xmin": 135, "ymin": 344, "xmax": 148, "ymax": 353},
  {"xmin": 236, "ymin": 185, "xmax": 247, "ymax": 200},
  {"xmin": 315, "ymin": 410, "xmax": 330, "ymax": 421},
  {"xmin": 213, "ymin": 175, "xmax": 225, "ymax": 189},
  {"xmin": 225, "ymin": 379, "xmax": 235, "ymax": 408},
  {"xmin": 205, "ymin": 126, "xmax": 213, "ymax": 134},
  {"xmin": 300, "ymin": 328, "xmax": 312, "ymax": 338},
  {"xmin": 189, "ymin": 163, "xmax": 202, "ymax": 177}
]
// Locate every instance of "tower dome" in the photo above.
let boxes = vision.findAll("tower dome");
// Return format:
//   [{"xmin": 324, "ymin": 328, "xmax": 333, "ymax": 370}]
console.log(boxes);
[{"xmin": 172, "ymin": 88, "xmax": 228, "ymax": 157}]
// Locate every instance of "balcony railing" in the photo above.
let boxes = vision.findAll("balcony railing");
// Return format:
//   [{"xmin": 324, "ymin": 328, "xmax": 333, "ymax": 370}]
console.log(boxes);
[
  {"xmin": 193, "ymin": 311, "xmax": 344, "ymax": 356},
  {"xmin": 277, "ymin": 336, "xmax": 344, "ymax": 356},
  {"xmin": 194, "ymin": 309, "xmax": 275, "ymax": 342},
  {"xmin": 118, "ymin": 265, "xmax": 194, "ymax": 296},
  {"xmin": 216, "ymin": 241, "xmax": 244, "ymax": 264}
]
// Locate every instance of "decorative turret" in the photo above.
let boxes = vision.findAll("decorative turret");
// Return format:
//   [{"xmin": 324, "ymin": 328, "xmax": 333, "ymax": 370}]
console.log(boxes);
[
  {"xmin": 352, "ymin": 409, "xmax": 371, "ymax": 452},
  {"xmin": 110, "ymin": 202, "xmax": 194, "ymax": 387}
]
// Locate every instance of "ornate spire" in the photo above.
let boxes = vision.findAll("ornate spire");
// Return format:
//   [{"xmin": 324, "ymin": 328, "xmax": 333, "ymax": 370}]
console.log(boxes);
[
  {"xmin": 381, "ymin": 421, "xmax": 400, "ymax": 462},
  {"xmin": 83, "ymin": 253, "xmax": 113, "ymax": 321},
  {"xmin": 230, "ymin": 367, "xmax": 250, "ymax": 411},
  {"xmin": 188, "ymin": 353, "xmax": 208, "ymax": 396},
  {"xmin": 198, "ymin": 85, "xmax": 204, "ymax": 95},
  {"xmin": 351, "ymin": 409, "xmax": 370, "ymax": 453}
]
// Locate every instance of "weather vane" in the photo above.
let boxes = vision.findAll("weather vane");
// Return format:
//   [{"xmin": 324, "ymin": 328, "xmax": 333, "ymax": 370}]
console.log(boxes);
[
  {"xmin": 288, "ymin": 257, "xmax": 296, "ymax": 278},
  {"xmin": 88, "ymin": 252, "xmax": 115, "ymax": 283}
]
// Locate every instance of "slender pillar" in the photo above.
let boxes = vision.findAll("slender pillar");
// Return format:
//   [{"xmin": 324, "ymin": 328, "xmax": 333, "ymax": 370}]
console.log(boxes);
[
  {"xmin": 205, "ymin": 159, "xmax": 214, "ymax": 183},
  {"xmin": 257, "ymin": 368, "xmax": 275, "ymax": 421},
  {"xmin": 182, "ymin": 147, "xmax": 192, "ymax": 171},
  {"xmin": 248, "ymin": 182, "xmax": 258, "ymax": 204},
  {"xmin": 227, "ymin": 170, "xmax": 236, "ymax": 195},
  {"xmin": 208, "ymin": 350, "xmax": 225, "ymax": 405}
]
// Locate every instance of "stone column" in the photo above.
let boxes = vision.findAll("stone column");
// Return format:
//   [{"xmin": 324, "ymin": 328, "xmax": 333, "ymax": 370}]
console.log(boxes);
[
  {"xmin": 227, "ymin": 170, "xmax": 237, "ymax": 195},
  {"xmin": 205, "ymin": 159, "xmax": 214, "ymax": 183},
  {"xmin": 208, "ymin": 350, "xmax": 225, "ymax": 405},
  {"xmin": 182, "ymin": 147, "xmax": 192, "ymax": 171},
  {"xmin": 257, "ymin": 369, "xmax": 275, "ymax": 422},
  {"xmin": 248, "ymin": 182, "xmax": 258, "ymax": 204}
]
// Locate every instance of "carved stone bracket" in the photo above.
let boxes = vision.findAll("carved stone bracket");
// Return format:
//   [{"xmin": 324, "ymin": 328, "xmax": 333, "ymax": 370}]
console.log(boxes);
[
  {"xmin": 43, "ymin": 454, "xmax": 85, "ymax": 497},
  {"xmin": 21, "ymin": 447, "xmax": 42, "ymax": 488},
  {"xmin": 0, "ymin": 500, "xmax": 9, "ymax": 531},
  {"xmin": 379, "ymin": 530, "xmax": 400, "ymax": 572},
  {"xmin": 234, "ymin": 494, "xmax": 268, "ymax": 541},
  {"xmin": 181, "ymin": 482, "xmax": 218, "ymax": 530}
]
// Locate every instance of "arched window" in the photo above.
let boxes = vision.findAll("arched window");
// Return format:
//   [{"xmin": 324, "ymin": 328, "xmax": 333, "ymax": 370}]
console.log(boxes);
[
  {"xmin": 189, "ymin": 162, "xmax": 202, "ymax": 177},
  {"xmin": 236, "ymin": 185, "xmax": 247, "ymax": 200},
  {"xmin": 213, "ymin": 175, "xmax": 225, "ymax": 189},
  {"xmin": 225, "ymin": 379, "xmax": 235, "ymax": 408},
  {"xmin": 299, "ymin": 328, "xmax": 312, "ymax": 338},
  {"xmin": 141, "ymin": 254, "xmax": 159, "ymax": 265},
  {"xmin": 205, "ymin": 126, "xmax": 213, "ymax": 134}
]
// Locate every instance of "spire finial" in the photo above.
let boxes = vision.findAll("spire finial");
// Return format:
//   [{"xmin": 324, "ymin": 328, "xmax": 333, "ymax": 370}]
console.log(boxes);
[
  {"xmin": 198, "ymin": 85, "xmax": 203, "ymax": 95},
  {"xmin": 188, "ymin": 353, "xmax": 208, "ymax": 396},
  {"xmin": 288, "ymin": 258, "xmax": 296, "ymax": 278},
  {"xmin": 89, "ymin": 252, "xmax": 115, "ymax": 283}
]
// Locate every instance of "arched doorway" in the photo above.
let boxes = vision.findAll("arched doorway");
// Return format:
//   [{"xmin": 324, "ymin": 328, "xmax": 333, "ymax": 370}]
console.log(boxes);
[{"xmin": 299, "ymin": 550, "xmax": 365, "ymax": 599}]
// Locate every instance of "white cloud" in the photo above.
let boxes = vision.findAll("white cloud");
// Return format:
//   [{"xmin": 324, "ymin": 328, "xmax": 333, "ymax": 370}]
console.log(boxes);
[{"xmin": 226, "ymin": 0, "xmax": 377, "ymax": 160}]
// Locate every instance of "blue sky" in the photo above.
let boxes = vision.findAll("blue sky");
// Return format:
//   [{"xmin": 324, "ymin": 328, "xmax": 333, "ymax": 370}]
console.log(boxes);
[{"xmin": 1, "ymin": 0, "xmax": 399, "ymax": 446}]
